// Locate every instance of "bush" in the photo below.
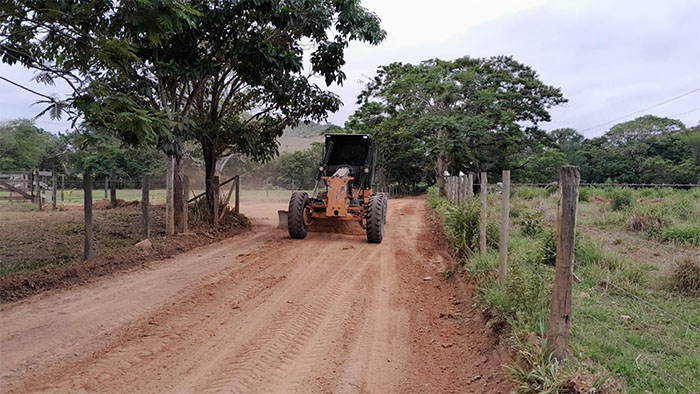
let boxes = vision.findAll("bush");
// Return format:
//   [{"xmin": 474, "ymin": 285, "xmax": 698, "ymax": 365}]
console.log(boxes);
[
  {"xmin": 625, "ymin": 212, "xmax": 668, "ymax": 234},
  {"xmin": 608, "ymin": 188, "xmax": 634, "ymax": 211},
  {"xmin": 505, "ymin": 333, "xmax": 564, "ymax": 394},
  {"xmin": 669, "ymin": 257, "xmax": 700, "ymax": 296},
  {"xmin": 443, "ymin": 200, "xmax": 481, "ymax": 257},
  {"xmin": 658, "ymin": 225, "xmax": 700, "ymax": 246},
  {"xmin": 578, "ymin": 187, "xmax": 592, "ymax": 202},
  {"xmin": 520, "ymin": 210, "xmax": 544, "ymax": 237},
  {"xmin": 537, "ymin": 229, "xmax": 558, "ymax": 266}
]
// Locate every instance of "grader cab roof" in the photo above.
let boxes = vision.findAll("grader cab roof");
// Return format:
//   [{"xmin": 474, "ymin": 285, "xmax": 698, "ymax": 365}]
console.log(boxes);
[{"xmin": 321, "ymin": 134, "xmax": 378, "ymax": 188}]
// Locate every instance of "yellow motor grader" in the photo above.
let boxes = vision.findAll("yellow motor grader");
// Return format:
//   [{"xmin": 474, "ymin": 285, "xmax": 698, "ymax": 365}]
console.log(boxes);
[{"xmin": 287, "ymin": 133, "xmax": 387, "ymax": 243}]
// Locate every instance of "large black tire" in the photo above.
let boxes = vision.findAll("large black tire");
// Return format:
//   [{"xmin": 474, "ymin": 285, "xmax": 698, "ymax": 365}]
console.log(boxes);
[
  {"xmin": 288, "ymin": 191, "xmax": 310, "ymax": 239},
  {"xmin": 379, "ymin": 194, "xmax": 388, "ymax": 224},
  {"xmin": 366, "ymin": 195, "xmax": 384, "ymax": 243}
]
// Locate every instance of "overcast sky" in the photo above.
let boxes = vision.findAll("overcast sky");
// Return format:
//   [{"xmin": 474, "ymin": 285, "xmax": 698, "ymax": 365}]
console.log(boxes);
[{"xmin": 1, "ymin": 0, "xmax": 698, "ymax": 137}]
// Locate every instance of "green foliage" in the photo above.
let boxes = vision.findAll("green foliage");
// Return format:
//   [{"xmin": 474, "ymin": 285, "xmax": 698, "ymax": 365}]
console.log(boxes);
[
  {"xmin": 658, "ymin": 225, "xmax": 700, "ymax": 246},
  {"xmin": 578, "ymin": 187, "xmax": 592, "ymax": 202},
  {"xmin": 442, "ymin": 200, "xmax": 482, "ymax": 258},
  {"xmin": 0, "ymin": 120, "xmax": 55, "ymax": 171},
  {"xmin": 519, "ymin": 210, "xmax": 545, "ymax": 237},
  {"xmin": 505, "ymin": 333, "xmax": 564, "ymax": 394},
  {"xmin": 513, "ymin": 186, "xmax": 550, "ymax": 200},
  {"xmin": 348, "ymin": 55, "xmax": 566, "ymax": 187},
  {"xmin": 607, "ymin": 188, "xmax": 634, "ymax": 211}
]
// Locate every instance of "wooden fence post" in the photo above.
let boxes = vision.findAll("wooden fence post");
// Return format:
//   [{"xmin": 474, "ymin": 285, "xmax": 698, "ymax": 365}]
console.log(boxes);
[
  {"xmin": 546, "ymin": 165, "xmax": 580, "ymax": 361},
  {"xmin": 479, "ymin": 172, "xmax": 487, "ymax": 255},
  {"xmin": 498, "ymin": 170, "xmax": 510, "ymax": 284},
  {"xmin": 165, "ymin": 157, "xmax": 175, "ymax": 236},
  {"xmin": 60, "ymin": 174, "xmax": 65, "ymax": 202},
  {"xmin": 36, "ymin": 170, "xmax": 42, "ymax": 211},
  {"xmin": 109, "ymin": 168, "xmax": 117, "ymax": 208},
  {"xmin": 213, "ymin": 176, "xmax": 220, "ymax": 226},
  {"xmin": 83, "ymin": 172, "xmax": 93, "ymax": 260},
  {"xmin": 52, "ymin": 170, "xmax": 57, "ymax": 210},
  {"xmin": 141, "ymin": 175, "xmax": 150, "ymax": 240},
  {"xmin": 104, "ymin": 176, "xmax": 108, "ymax": 199},
  {"xmin": 234, "ymin": 176, "xmax": 240, "ymax": 215},
  {"xmin": 183, "ymin": 175, "xmax": 189, "ymax": 233},
  {"xmin": 467, "ymin": 173, "xmax": 474, "ymax": 198}
]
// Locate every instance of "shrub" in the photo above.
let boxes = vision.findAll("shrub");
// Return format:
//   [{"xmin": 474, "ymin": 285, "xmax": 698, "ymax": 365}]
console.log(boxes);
[
  {"xmin": 505, "ymin": 333, "xmax": 564, "ymax": 394},
  {"xmin": 478, "ymin": 262, "xmax": 552, "ymax": 332},
  {"xmin": 520, "ymin": 210, "xmax": 544, "ymax": 237},
  {"xmin": 443, "ymin": 200, "xmax": 480, "ymax": 257},
  {"xmin": 669, "ymin": 257, "xmax": 700, "ymax": 296},
  {"xmin": 658, "ymin": 225, "xmax": 700, "ymax": 246},
  {"xmin": 608, "ymin": 188, "xmax": 633, "ymax": 211},
  {"xmin": 537, "ymin": 229, "xmax": 558, "ymax": 266},
  {"xmin": 578, "ymin": 187, "xmax": 592, "ymax": 202},
  {"xmin": 625, "ymin": 212, "xmax": 668, "ymax": 234}
]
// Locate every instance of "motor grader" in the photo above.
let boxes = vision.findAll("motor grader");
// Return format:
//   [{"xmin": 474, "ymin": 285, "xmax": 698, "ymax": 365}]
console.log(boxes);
[{"xmin": 287, "ymin": 133, "xmax": 387, "ymax": 243}]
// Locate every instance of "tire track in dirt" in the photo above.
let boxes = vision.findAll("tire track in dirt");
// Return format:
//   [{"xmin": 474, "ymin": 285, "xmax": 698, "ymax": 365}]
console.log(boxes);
[{"xmin": 0, "ymin": 197, "xmax": 511, "ymax": 394}]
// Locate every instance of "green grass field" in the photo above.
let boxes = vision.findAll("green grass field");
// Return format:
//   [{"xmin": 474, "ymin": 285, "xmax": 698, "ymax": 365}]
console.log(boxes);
[
  {"xmin": 0, "ymin": 188, "xmax": 307, "ymax": 207},
  {"xmin": 430, "ymin": 186, "xmax": 700, "ymax": 392}
]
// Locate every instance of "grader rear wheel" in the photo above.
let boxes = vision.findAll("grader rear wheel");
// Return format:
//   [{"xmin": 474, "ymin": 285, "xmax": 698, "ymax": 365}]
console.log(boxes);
[
  {"xmin": 288, "ymin": 191, "xmax": 311, "ymax": 239},
  {"xmin": 366, "ymin": 195, "xmax": 384, "ymax": 243}
]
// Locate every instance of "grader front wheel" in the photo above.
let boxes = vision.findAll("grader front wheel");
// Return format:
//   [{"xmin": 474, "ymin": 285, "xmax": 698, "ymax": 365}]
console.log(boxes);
[
  {"xmin": 288, "ymin": 191, "xmax": 311, "ymax": 239},
  {"xmin": 366, "ymin": 195, "xmax": 384, "ymax": 243}
]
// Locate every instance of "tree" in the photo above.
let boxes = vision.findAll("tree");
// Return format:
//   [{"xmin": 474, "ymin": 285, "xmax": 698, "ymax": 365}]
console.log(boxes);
[
  {"xmin": 89, "ymin": 0, "xmax": 385, "ymax": 216},
  {"xmin": 0, "ymin": 119, "xmax": 54, "ymax": 171},
  {"xmin": 605, "ymin": 115, "xmax": 685, "ymax": 147},
  {"xmin": 350, "ymin": 56, "xmax": 566, "ymax": 194}
]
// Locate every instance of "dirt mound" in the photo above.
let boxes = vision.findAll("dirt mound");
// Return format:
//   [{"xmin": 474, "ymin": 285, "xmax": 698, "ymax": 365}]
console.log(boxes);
[
  {"xmin": 308, "ymin": 219, "xmax": 366, "ymax": 235},
  {"xmin": 93, "ymin": 198, "xmax": 140, "ymax": 209},
  {"xmin": 590, "ymin": 196, "xmax": 610, "ymax": 204}
]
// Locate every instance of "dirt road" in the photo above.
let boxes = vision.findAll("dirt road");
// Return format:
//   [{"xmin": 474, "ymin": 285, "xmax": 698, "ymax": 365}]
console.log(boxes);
[{"xmin": 0, "ymin": 197, "xmax": 510, "ymax": 393}]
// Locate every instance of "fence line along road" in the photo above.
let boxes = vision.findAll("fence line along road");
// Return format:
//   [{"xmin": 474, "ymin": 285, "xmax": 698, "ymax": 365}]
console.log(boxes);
[{"xmin": 512, "ymin": 182, "xmax": 698, "ymax": 188}]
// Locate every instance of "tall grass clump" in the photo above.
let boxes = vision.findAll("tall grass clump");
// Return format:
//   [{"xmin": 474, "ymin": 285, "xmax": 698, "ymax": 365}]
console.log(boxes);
[
  {"xmin": 658, "ymin": 225, "xmax": 700, "ymax": 246},
  {"xmin": 514, "ymin": 186, "xmax": 549, "ymax": 200},
  {"xmin": 669, "ymin": 257, "xmax": 700, "ymax": 296}
]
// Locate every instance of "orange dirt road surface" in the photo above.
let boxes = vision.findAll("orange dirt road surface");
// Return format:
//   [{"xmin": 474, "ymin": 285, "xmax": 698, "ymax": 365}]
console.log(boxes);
[{"xmin": 0, "ymin": 197, "xmax": 510, "ymax": 393}]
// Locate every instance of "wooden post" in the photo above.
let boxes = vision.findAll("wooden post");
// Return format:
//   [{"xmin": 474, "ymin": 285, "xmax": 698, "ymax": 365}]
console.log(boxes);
[
  {"xmin": 479, "ymin": 172, "xmax": 487, "ymax": 255},
  {"xmin": 234, "ymin": 176, "xmax": 240, "ymax": 215},
  {"xmin": 182, "ymin": 175, "xmax": 189, "ymax": 233},
  {"xmin": 52, "ymin": 170, "xmax": 57, "ymax": 210},
  {"xmin": 546, "ymin": 166, "xmax": 580, "ymax": 361},
  {"xmin": 213, "ymin": 176, "xmax": 220, "ymax": 226},
  {"xmin": 83, "ymin": 173, "xmax": 93, "ymax": 260},
  {"xmin": 60, "ymin": 174, "xmax": 65, "ymax": 202},
  {"xmin": 141, "ymin": 175, "xmax": 150, "ymax": 240},
  {"xmin": 104, "ymin": 177, "xmax": 108, "ymax": 199},
  {"xmin": 109, "ymin": 168, "xmax": 117, "ymax": 208},
  {"xmin": 467, "ymin": 173, "xmax": 474, "ymax": 198},
  {"xmin": 498, "ymin": 170, "xmax": 510, "ymax": 284},
  {"xmin": 165, "ymin": 157, "xmax": 174, "ymax": 235},
  {"xmin": 36, "ymin": 170, "xmax": 42, "ymax": 211}
]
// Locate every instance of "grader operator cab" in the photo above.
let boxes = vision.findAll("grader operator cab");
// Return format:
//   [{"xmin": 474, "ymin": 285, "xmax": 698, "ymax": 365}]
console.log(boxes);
[{"xmin": 287, "ymin": 134, "xmax": 387, "ymax": 243}]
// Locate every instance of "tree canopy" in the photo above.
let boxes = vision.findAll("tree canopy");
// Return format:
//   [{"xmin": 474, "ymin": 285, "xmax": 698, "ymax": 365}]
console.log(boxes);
[{"xmin": 347, "ymin": 56, "xmax": 566, "ymax": 192}]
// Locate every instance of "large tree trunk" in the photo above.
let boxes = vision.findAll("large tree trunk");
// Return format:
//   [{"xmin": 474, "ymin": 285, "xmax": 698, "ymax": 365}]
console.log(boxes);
[
  {"xmin": 435, "ymin": 152, "xmax": 447, "ymax": 197},
  {"xmin": 435, "ymin": 129, "xmax": 449, "ymax": 197},
  {"xmin": 173, "ymin": 157, "xmax": 184, "ymax": 232}
]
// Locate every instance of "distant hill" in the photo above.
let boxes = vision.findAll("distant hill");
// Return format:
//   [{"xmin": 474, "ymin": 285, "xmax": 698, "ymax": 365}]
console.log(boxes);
[{"xmin": 278, "ymin": 122, "xmax": 338, "ymax": 152}]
